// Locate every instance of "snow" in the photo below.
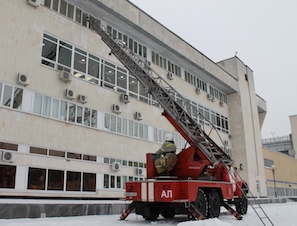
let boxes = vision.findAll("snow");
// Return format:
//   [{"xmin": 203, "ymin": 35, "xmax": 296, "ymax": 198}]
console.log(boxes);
[{"xmin": 0, "ymin": 201, "xmax": 296, "ymax": 226}]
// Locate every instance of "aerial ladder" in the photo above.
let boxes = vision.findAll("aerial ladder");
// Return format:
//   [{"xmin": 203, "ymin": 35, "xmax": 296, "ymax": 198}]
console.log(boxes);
[{"xmin": 88, "ymin": 18, "xmax": 274, "ymax": 225}]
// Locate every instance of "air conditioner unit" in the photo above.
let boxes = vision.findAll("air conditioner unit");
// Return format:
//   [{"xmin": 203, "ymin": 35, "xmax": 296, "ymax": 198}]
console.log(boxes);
[
  {"xmin": 220, "ymin": 101, "xmax": 225, "ymax": 107},
  {"xmin": 136, "ymin": 168, "xmax": 144, "ymax": 176},
  {"xmin": 78, "ymin": 95, "xmax": 88, "ymax": 104},
  {"xmin": 27, "ymin": 0, "xmax": 42, "ymax": 7},
  {"xmin": 59, "ymin": 70, "xmax": 72, "ymax": 82},
  {"xmin": 167, "ymin": 72, "xmax": 174, "ymax": 80},
  {"xmin": 224, "ymin": 140, "xmax": 229, "ymax": 146},
  {"xmin": 65, "ymin": 89, "xmax": 76, "ymax": 99},
  {"xmin": 2, "ymin": 151, "xmax": 15, "ymax": 163},
  {"xmin": 195, "ymin": 87, "xmax": 201, "ymax": 94},
  {"xmin": 211, "ymin": 96, "xmax": 216, "ymax": 102},
  {"xmin": 112, "ymin": 104, "xmax": 121, "ymax": 114},
  {"xmin": 120, "ymin": 93, "xmax": 129, "ymax": 104},
  {"xmin": 111, "ymin": 162, "xmax": 121, "ymax": 171},
  {"xmin": 134, "ymin": 112, "xmax": 142, "ymax": 121},
  {"xmin": 207, "ymin": 94, "xmax": 213, "ymax": 100},
  {"xmin": 18, "ymin": 73, "xmax": 30, "ymax": 86}
]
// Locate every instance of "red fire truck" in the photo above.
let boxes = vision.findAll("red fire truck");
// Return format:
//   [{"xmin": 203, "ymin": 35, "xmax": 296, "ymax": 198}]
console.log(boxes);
[{"xmin": 89, "ymin": 18, "xmax": 248, "ymax": 221}]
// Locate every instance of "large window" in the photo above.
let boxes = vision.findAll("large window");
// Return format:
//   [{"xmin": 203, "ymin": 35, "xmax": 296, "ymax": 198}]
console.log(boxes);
[
  {"xmin": 27, "ymin": 167, "xmax": 46, "ymax": 190},
  {"xmin": 66, "ymin": 171, "xmax": 81, "ymax": 191},
  {"xmin": 27, "ymin": 167, "xmax": 96, "ymax": 192},
  {"xmin": 48, "ymin": 169, "xmax": 64, "ymax": 191},
  {"xmin": 1, "ymin": 84, "xmax": 23, "ymax": 110},
  {"xmin": 32, "ymin": 92, "xmax": 98, "ymax": 129},
  {"xmin": 83, "ymin": 173, "xmax": 96, "ymax": 191},
  {"xmin": 0, "ymin": 165, "xmax": 16, "ymax": 189}
]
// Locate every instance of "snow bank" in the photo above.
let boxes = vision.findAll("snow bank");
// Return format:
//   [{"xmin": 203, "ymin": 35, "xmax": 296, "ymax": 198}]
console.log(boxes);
[{"xmin": 177, "ymin": 218, "xmax": 232, "ymax": 226}]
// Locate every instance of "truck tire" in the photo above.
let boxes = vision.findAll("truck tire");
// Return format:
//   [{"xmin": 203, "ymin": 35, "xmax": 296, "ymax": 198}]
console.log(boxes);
[
  {"xmin": 207, "ymin": 189, "xmax": 221, "ymax": 218},
  {"xmin": 144, "ymin": 208, "xmax": 159, "ymax": 221},
  {"xmin": 194, "ymin": 189, "xmax": 208, "ymax": 217},
  {"xmin": 235, "ymin": 195, "xmax": 248, "ymax": 215},
  {"xmin": 161, "ymin": 208, "xmax": 175, "ymax": 219}
]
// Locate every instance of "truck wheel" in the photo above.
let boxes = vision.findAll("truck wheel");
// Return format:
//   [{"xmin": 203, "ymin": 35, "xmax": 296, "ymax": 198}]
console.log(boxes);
[
  {"xmin": 207, "ymin": 189, "xmax": 221, "ymax": 218},
  {"xmin": 144, "ymin": 209, "xmax": 159, "ymax": 221},
  {"xmin": 161, "ymin": 208, "xmax": 175, "ymax": 219},
  {"xmin": 195, "ymin": 189, "xmax": 208, "ymax": 217},
  {"xmin": 235, "ymin": 194, "xmax": 248, "ymax": 215}
]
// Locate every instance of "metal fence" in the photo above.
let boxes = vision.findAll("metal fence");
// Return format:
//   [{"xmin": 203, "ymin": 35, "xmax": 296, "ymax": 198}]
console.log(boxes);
[{"xmin": 267, "ymin": 186, "xmax": 297, "ymax": 197}]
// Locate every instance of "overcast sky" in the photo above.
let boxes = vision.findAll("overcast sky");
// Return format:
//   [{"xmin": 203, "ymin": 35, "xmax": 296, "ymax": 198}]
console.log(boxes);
[{"xmin": 128, "ymin": 0, "xmax": 297, "ymax": 139}]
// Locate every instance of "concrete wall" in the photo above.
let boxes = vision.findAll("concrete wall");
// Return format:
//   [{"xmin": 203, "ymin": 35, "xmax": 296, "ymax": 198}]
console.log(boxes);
[{"xmin": 218, "ymin": 57, "xmax": 267, "ymax": 196}]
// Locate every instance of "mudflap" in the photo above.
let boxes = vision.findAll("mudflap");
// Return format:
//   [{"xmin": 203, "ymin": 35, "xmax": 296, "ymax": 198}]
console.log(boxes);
[
  {"xmin": 187, "ymin": 202, "xmax": 205, "ymax": 220},
  {"xmin": 222, "ymin": 201, "xmax": 242, "ymax": 220},
  {"xmin": 119, "ymin": 201, "xmax": 136, "ymax": 220}
]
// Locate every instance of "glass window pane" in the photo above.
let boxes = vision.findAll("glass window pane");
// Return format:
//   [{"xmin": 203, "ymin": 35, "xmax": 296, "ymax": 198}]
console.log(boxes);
[
  {"xmin": 68, "ymin": 103, "xmax": 76, "ymax": 122},
  {"xmin": 83, "ymin": 173, "xmax": 96, "ymax": 191},
  {"xmin": 0, "ymin": 142, "xmax": 18, "ymax": 151},
  {"xmin": 74, "ymin": 52, "xmax": 86, "ymax": 73},
  {"xmin": 66, "ymin": 171, "xmax": 81, "ymax": 191},
  {"xmin": 44, "ymin": 0, "xmax": 51, "ymax": 8},
  {"xmin": 88, "ymin": 58, "xmax": 99, "ymax": 78},
  {"xmin": 83, "ymin": 155, "xmax": 96, "ymax": 161},
  {"xmin": 42, "ymin": 95, "xmax": 51, "ymax": 117},
  {"xmin": 117, "ymin": 176, "xmax": 121, "ymax": 189},
  {"xmin": 48, "ymin": 169, "xmax": 64, "ymax": 190},
  {"xmin": 60, "ymin": 0, "xmax": 67, "ymax": 15},
  {"xmin": 84, "ymin": 107, "xmax": 90, "ymax": 126},
  {"xmin": 67, "ymin": 3, "xmax": 74, "ymax": 19},
  {"xmin": 60, "ymin": 100, "xmax": 68, "ymax": 121},
  {"xmin": 2, "ymin": 85, "xmax": 12, "ymax": 107},
  {"xmin": 104, "ymin": 174, "xmax": 109, "ymax": 188},
  {"xmin": 58, "ymin": 44, "xmax": 72, "ymax": 67},
  {"xmin": 52, "ymin": 99, "xmax": 59, "ymax": 118},
  {"xmin": 13, "ymin": 88, "xmax": 23, "ymax": 110},
  {"xmin": 75, "ymin": 8, "xmax": 82, "ymax": 23},
  {"xmin": 0, "ymin": 165, "xmax": 16, "ymax": 188},
  {"xmin": 30, "ymin": 147, "xmax": 47, "ymax": 155},
  {"xmin": 129, "ymin": 77, "xmax": 138, "ymax": 94},
  {"xmin": 52, "ymin": 0, "xmax": 58, "ymax": 11},
  {"xmin": 49, "ymin": 149, "xmax": 65, "ymax": 157},
  {"xmin": 103, "ymin": 158, "xmax": 109, "ymax": 164},
  {"xmin": 117, "ymin": 71, "xmax": 127, "ymax": 89},
  {"xmin": 77, "ymin": 106, "xmax": 83, "ymax": 124},
  {"xmin": 133, "ymin": 122, "xmax": 138, "ymax": 137},
  {"xmin": 110, "ymin": 175, "xmax": 115, "ymax": 188},
  {"xmin": 105, "ymin": 113, "xmax": 110, "ymax": 130},
  {"xmin": 42, "ymin": 39, "xmax": 57, "ymax": 64},
  {"xmin": 91, "ymin": 110, "xmax": 97, "ymax": 128},
  {"xmin": 129, "ymin": 120, "xmax": 133, "ymax": 136},
  {"xmin": 67, "ymin": 152, "xmax": 81, "ymax": 160},
  {"xmin": 82, "ymin": 13, "xmax": 88, "ymax": 27},
  {"xmin": 33, "ymin": 93, "xmax": 42, "ymax": 114},
  {"xmin": 27, "ymin": 167, "xmax": 46, "ymax": 190},
  {"xmin": 117, "ymin": 117, "xmax": 121, "ymax": 133},
  {"xmin": 104, "ymin": 65, "xmax": 115, "ymax": 88},
  {"xmin": 110, "ymin": 115, "xmax": 116, "ymax": 132},
  {"xmin": 122, "ymin": 119, "xmax": 127, "ymax": 135}
]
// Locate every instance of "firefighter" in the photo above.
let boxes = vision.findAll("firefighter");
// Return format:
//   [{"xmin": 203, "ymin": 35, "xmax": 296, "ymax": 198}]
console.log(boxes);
[{"xmin": 154, "ymin": 133, "xmax": 178, "ymax": 174}]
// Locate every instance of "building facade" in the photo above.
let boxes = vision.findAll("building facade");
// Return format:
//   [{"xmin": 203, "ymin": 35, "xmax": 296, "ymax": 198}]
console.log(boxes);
[
  {"xmin": 264, "ymin": 147, "xmax": 297, "ymax": 197},
  {"xmin": 0, "ymin": 0, "xmax": 267, "ymax": 198}
]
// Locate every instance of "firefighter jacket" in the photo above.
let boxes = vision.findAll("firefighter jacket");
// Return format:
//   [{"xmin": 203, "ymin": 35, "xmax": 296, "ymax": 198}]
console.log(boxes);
[{"xmin": 156, "ymin": 141, "xmax": 176, "ymax": 156}]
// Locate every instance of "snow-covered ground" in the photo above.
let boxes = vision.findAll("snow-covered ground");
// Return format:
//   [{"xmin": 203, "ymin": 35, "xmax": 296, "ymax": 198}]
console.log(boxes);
[{"xmin": 0, "ymin": 201, "xmax": 296, "ymax": 226}]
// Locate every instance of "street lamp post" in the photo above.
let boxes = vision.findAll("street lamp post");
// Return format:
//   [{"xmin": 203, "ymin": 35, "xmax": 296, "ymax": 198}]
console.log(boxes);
[{"xmin": 271, "ymin": 165, "xmax": 277, "ymax": 197}]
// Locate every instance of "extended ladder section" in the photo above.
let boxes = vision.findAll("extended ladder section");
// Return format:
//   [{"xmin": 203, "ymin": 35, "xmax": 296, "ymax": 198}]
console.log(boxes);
[{"xmin": 89, "ymin": 18, "xmax": 233, "ymax": 166}]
